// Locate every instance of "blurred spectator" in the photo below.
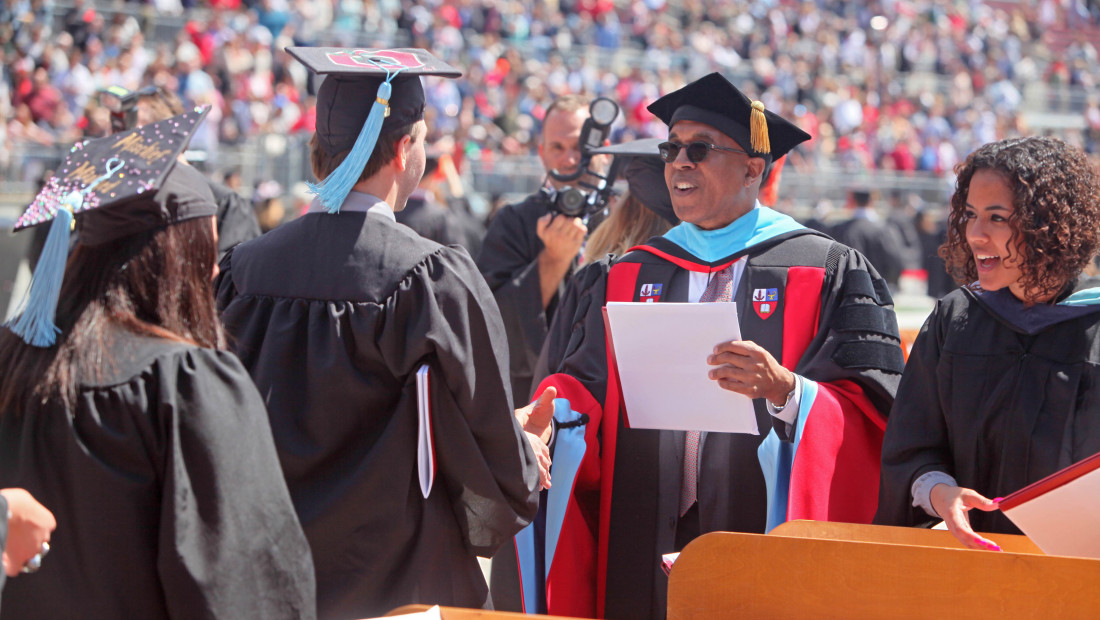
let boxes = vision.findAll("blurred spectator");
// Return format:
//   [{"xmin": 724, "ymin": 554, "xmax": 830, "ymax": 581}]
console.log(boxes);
[
  {"xmin": 829, "ymin": 188, "xmax": 906, "ymax": 289},
  {"xmin": 3, "ymin": 0, "xmax": 1100, "ymax": 241},
  {"xmin": 252, "ymin": 179, "xmax": 286, "ymax": 233}
]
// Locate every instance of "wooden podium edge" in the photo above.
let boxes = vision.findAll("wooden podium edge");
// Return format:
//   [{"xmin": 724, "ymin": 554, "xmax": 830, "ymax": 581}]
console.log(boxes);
[
  {"xmin": 769, "ymin": 519, "xmax": 1044, "ymax": 554},
  {"xmin": 667, "ymin": 530, "xmax": 1100, "ymax": 620}
]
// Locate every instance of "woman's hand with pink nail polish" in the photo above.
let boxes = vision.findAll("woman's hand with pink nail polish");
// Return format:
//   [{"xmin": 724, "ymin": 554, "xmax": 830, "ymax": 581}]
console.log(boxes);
[{"xmin": 930, "ymin": 484, "xmax": 1002, "ymax": 551}]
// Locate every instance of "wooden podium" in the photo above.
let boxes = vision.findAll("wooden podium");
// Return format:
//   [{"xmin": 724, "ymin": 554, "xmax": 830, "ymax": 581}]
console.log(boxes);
[
  {"xmin": 386, "ymin": 605, "xmax": 581, "ymax": 619},
  {"xmin": 667, "ymin": 521, "xmax": 1100, "ymax": 619}
]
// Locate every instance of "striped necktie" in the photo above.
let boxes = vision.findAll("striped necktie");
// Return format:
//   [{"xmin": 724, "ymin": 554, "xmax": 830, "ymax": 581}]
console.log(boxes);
[{"xmin": 680, "ymin": 264, "xmax": 735, "ymax": 517}]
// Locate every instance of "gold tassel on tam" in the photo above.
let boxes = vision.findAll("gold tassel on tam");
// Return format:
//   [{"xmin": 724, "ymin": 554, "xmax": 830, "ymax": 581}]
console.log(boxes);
[{"xmin": 750, "ymin": 101, "xmax": 771, "ymax": 154}]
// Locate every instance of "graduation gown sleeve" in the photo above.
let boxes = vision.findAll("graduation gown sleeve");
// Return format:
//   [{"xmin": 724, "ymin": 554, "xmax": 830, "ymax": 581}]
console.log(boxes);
[
  {"xmin": 373, "ymin": 246, "xmax": 542, "ymax": 555},
  {"xmin": 0, "ymin": 494, "xmax": 7, "ymax": 603},
  {"xmin": 156, "ymin": 348, "xmax": 317, "ymax": 619},
  {"xmin": 873, "ymin": 303, "xmax": 949, "ymax": 528},
  {"xmin": 763, "ymin": 245, "xmax": 902, "ymax": 529},
  {"xmin": 489, "ymin": 259, "xmax": 614, "ymax": 618}
]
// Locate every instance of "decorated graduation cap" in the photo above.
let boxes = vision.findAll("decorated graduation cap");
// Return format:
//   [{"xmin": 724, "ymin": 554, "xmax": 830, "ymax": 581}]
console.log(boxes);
[
  {"xmin": 591, "ymin": 138, "xmax": 679, "ymax": 225},
  {"xmin": 286, "ymin": 47, "xmax": 462, "ymax": 213},
  {"xmin": 647, "ymin": 72, "xmax": 811, "ymax": 163},
  {"xmin": 7, "ymin": 106, "xmax": 216, "ymax": 347}
]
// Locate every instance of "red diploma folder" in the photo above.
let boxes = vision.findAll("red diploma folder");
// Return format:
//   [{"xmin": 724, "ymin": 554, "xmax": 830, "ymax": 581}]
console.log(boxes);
[{"xmin": 999, "ymin": 450, "xmax": 1100, "ymax": 558}]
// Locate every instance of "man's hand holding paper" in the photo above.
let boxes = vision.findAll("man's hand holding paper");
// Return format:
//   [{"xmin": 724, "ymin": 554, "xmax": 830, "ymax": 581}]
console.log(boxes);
[{"xmin": 707, "ymin": 340, "xmax": 796, "ymax": 406}]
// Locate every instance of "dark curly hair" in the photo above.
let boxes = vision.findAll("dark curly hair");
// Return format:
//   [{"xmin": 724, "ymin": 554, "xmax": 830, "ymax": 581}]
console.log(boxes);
[{"xmin": 940, "ymin": 136, "xmax": 1100, "ymax": 304}]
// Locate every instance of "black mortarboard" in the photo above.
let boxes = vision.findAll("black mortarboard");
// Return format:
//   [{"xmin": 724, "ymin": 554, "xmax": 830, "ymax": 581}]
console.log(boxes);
[
  {"xmin": 8, "ymin": 106, "xmax": 216, "ymax": 347},
  {"xmin": 647, "ymin": 73, "xmax": 811, "ymax": 162},
  {"xmin": 286, "ymin": 47, "xmax": 462, "ymax": 213},
  {"xmin": 592, "ymin": 138, "xmax": 679, "ymax": 225}
]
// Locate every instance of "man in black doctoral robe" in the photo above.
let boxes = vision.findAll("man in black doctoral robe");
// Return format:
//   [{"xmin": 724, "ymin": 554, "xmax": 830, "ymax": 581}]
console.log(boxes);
[
  {"xmin": 495, "ymin": 74, "xmax": 904, "ymax": 619},
  {"xmin": 215, "ymin": 48, "xmax": 544, "ymax": 620},
  {"xmin": 477, "ymin": 95, "xmax": 602, "ymax": 407}
]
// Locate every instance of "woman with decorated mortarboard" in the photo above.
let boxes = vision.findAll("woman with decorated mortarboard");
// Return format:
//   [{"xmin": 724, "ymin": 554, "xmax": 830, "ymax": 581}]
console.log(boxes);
[
  {"xmin": 214, "ymin": 48, "xmax": 546, "ymax": 619},
  {"xmin": 876, "ymin": 136, "xmax": 1100, "ymax": 550},
  {"xmin": 0, "ymin": 108, "xmax": 315, "ymax": 619}
]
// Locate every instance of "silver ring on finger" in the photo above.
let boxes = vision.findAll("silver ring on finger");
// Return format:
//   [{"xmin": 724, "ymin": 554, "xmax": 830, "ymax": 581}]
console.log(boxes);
[{"xmin": 20, "ymin": 542, "xmax": 50, "ymax": 574}]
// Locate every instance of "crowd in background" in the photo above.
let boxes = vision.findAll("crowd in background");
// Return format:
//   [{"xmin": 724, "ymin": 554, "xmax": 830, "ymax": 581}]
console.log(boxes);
[{"xmin": 4, "ymin": 0, "xmax": 1100, "ymax": 182}]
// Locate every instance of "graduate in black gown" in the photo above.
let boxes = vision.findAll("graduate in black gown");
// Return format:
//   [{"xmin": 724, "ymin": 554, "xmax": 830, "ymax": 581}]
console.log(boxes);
[
  {"xmin": 215, "ymin": 48, "xmax": 546, "ymax": 620},
  {"xmin": 0, "ymin": 109, "xmax": 315, "ymax": 619},
  {"xmin": 829, "ymin": 189, "xmax": 906, "ymax": 289},
  {"xmin": 501, "ymin": 74, "xmax": 903, "ymax": 619},
  {"xmin": 876, "ymin": 136, "xmax": 1100, "ymax": 550}
]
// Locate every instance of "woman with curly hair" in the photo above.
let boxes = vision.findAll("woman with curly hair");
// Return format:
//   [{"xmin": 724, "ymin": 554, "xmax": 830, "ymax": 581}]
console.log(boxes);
[{"xmin": 875, "ymin": 136, "xmax": 1100, "ymax": 550}]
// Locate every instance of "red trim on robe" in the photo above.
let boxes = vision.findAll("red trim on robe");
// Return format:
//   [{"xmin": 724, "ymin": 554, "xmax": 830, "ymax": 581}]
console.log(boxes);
[
  {"xmin": 594, "ymin": 261, "xmax": 641, "ymax": 617},
  {"xmin": 788, "ymin": 379, "xmax": 885, "ymax": 524},
  {"xmin": 533, "ymin": 374, "xmax": 604, "ymax": 618},
  {"xmin": 536, "ymin": 254, "xmax": 890, "ymax": 616},
  {"xmin": 778, "ymin": 265, "xmax": 885, "ymax": 525},
  {"xmin": 780, "ymin": 266, "xmax": 825, "ymax": 369},
  {"xmin": 626, "ymin": 245, "xmax": 740, "ymax": 273}
]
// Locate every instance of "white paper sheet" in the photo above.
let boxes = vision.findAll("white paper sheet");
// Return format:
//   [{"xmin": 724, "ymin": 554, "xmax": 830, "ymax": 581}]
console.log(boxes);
[
  {"xmin": 359, "ymin": 604, "xmax": 442, "ymax": 620},
  {"xmin": 416, "ymin": 365, "xmax": 434, "ymax": 498},
  {"xmin": 1001, "ymin": 465, "xmax": 1100, "ymax": 558},
  {"xmin": 604, "ymin": 302, "xmax": 758, "ymax": 434}
]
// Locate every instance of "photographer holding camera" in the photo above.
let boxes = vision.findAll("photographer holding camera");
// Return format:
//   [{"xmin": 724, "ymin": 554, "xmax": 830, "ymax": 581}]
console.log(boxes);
[{"xmin": 477, "ymin": 95, "xmax": 616, "ymax": 407}]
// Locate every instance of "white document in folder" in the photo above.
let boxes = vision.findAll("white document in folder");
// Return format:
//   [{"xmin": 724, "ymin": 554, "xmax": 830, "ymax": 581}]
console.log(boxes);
[
  {"xmin": 604, "ymin": 301, "xmax": 758, "ymax": 434},
  {"xmin": 416, "ymin": 365, "xmax": 434, "ymax": 498}
]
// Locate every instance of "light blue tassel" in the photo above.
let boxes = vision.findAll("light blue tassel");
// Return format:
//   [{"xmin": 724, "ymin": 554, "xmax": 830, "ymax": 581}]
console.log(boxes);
[
  {"xmin": 7, "ymin": 194, "xmax": 78, "ymax": 347},
  {"xmin": 7, "ymin": 157, "xmax": 124, "ymax": 348},
  {"xmin": 309, "ymin": 62, "xmax": 406, "ymax": 214},
  {"xmin": 308, "ymin": 80, "xmax": 392, "ymax": 214}
]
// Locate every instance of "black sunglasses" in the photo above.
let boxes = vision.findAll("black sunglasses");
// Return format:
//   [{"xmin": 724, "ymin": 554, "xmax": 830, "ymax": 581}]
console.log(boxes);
[{"xmin": 658, "ymin": 141, "xmax": 748, "ymax": 164}]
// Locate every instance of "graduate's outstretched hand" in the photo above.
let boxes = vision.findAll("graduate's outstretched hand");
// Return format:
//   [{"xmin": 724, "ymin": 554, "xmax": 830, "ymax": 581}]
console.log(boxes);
[
  {"xmin": 707, "ymin": 340, "xmax": 796, "ymax": 406},
  {"xmin": 516, "ymin": 387, "xmax": 557, "ymax": 490},
  {"xmin": 516, "ymin": 386, "xmax": 556, "ymax": 444},
  {"xmin": 929, "ymin": 484, "xmax": 1002, "ymax": 551},
  {"xmin": 1, "ymin": 488, "xmax": 56, "ymax": 577}
]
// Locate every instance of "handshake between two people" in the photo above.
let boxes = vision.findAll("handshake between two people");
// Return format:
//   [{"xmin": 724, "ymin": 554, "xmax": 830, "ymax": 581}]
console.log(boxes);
[
  {"xmin": 513, "ymin": 340, "xmax": 797, "ymax": 493},
  {"xmin": 515, "ymin": 387, "xmax": 557, "ymax": 491}
]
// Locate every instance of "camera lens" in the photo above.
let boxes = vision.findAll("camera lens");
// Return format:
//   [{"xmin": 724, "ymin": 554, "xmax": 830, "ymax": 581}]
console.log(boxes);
[
  {"xmin": 557, "ymin": 187, "xmax": 587, "ymax": 217},
  {"xmin": 589, "ymin": 97, "xmax": 620, "ymax": 127}
]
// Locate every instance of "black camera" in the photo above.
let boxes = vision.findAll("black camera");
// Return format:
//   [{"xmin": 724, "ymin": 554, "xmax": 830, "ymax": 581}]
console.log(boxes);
[
  {"xmin": 539, "ymin": 185, "xmax": 594, "ymax": 218},
  {"xmin": 544, "ymin": 97, "xmax": 621, "ymax": 219}
]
